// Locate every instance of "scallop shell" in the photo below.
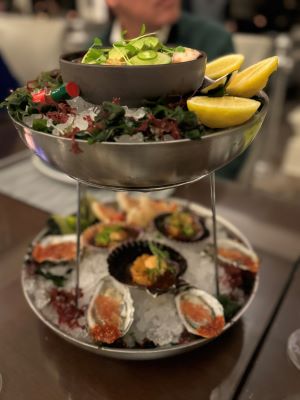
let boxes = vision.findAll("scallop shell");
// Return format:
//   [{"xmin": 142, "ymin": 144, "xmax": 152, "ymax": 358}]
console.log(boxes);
[
  {"xmin": 175, "ymin": 288, "xmax": 225, "ymax": 339},
  {"xmin": 87, "ymin": 276, "xmax": 134, "ymax": 344},
  {"xmin": 31, "ymin": 234, "xmax": 77, "ymax": 264},
  {"xmin": 107, "ymin": 240, "xmax": 187, "ymax": 295},
  {"xmin": 154, "ymin": 211, "xmax": 209, "ymax": 243},
  {"xmin": 217, "ymin": 239, "xmax": 259, "ymax": 273}
]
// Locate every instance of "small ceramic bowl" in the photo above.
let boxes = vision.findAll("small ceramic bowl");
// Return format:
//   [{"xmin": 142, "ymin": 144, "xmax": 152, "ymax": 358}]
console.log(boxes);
[{"xmin": 60, "ymin": 50, "xmax": 207, "ymax": 106}]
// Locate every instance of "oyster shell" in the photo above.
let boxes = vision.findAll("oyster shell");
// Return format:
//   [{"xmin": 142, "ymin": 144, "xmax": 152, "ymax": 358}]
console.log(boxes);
[
  {"xmin": 175, "ymin": 288, "xmax": 225, "ymax": 338},
  {"xmin": 107, "ymin": 240, "xmax": 187, "ymax": 295},
  {"xmin": 31, "ymin": 234, "xmax": 77, "ymax": 264},
  {"xmin": 81, "ymin": 222, "xmax": 139, "ymax": 250},
  {"xmin": 87, "ymin": 276, "xmax": 134, "ymax": 344},
  {"xmin": 217, "ymin": 239, "xmax": 259, "ymax": 273},
  {"xmin": 154, "ymin": 211, "xmax": 209, "ymax": 242}
]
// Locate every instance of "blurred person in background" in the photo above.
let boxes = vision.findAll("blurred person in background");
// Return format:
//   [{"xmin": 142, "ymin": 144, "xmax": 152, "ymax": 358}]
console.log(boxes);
[
  {"xmin": 101, "ymin": 0, "xmax": 233, "ymax": 60},
  {"xmin": 183, "ymin": 0, "xmax": 227, "ymax": 23}
]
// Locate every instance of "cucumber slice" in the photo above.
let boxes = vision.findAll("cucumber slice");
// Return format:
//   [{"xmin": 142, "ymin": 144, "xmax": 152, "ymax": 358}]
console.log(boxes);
[
  {"xmin": 137, "ymin": 50, "xmax": 158, "ymax": 61},
  {"xmin": 130, "ymin": 52, "xmax": 171, "ymax": 65}
]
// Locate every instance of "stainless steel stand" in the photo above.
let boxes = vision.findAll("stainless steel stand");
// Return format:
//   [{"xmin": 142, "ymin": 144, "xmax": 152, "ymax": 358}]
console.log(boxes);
[
  {"xmin": 75, "ymin": 181, "xmax": 83, "ymax": 305},
  {"xmin": 209, "ymin": 172, "xmax": 220, "ymax": 297}
]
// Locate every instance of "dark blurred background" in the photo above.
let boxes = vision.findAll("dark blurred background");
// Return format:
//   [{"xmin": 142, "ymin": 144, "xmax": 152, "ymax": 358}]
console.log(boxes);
[{"xmin": 1, "ymin": 0, "xmax": 300, "ymax": 202}]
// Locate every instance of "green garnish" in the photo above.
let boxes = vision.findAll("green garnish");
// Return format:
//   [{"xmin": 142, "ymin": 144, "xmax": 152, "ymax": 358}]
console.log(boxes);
[
  {"xmin": 166, "ymin": 211, "xmax": 199, "ymax": 239},
  {"xmin": 149, "ymin": 242, "xmax": 169, "ymax": 261},
  {"xmin": 47, "ymin": 195, "xmax": 97, "ymax": 235},
  {"xmin": 35, "ymin": 268, "xmax": 72, "ymax": 287},
  {"xmin": 147, "ymin": 242, "xmax": 176, "ymax": 279},
  {"xmin": 94, "ymin": 225, "xmax": 123, "ymax": 246},
  {"xmin": 81, "ymin": 24, "xmax": 186, "ymax": 66},
  {"xmin": 218, "ymin": 295, "xmax": 241, "ymax": 321},
  {"xmin": 32, "ymin": 118, "xmax": 51, "ymax": 133}
]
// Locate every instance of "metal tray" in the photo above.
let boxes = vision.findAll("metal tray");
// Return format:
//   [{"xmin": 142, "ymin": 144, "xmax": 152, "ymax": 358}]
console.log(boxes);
[
  {"xmin": 21, "ymin": 200, "xmax": 258, "ymax": 360},
  {"xmin": 11, "ymin": 92, "xmax": 268, "ymax": 191}
]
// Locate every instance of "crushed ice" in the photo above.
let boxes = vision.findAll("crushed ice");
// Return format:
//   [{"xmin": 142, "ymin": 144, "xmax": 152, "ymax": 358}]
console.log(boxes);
[{"xmin": 25, "ymin": 212, "xmax": 249, "ymax": 347}]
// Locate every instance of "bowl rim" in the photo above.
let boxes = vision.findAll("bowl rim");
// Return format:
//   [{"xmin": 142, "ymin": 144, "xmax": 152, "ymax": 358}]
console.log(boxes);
[
  {"xmin": 10, "ymin": 91, "xmax": 268, "ymax": 146},
  {"xmin": 59, "ymin": 49, "xmax": 207, "ymax": 69}
]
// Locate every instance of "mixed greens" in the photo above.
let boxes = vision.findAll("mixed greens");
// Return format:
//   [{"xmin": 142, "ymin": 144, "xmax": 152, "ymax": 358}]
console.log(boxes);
[
  {"xmin": 1, "ymin": 70, "xmax": 205, "ymax": 143},
  {"xmin": 147, "ymin": 242, "xmax": 175, "ymax": 282},
  {"xmin": 81, "ymin": 25, "xmax": 187, "ymax": 66},
  {"xmin": 47, "ymin": 195, "xmax": 97, "ymax": 235},
  {"xmin": 94, "ymin": 225, "xmax": 125, "ymax": 247}
]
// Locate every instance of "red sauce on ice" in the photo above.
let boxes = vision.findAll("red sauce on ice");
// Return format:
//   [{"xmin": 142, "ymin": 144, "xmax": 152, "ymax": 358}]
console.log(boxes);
[
  {"xmin": 32, "ymin": 242, "xmax": 76, "ymax": 263},
  {"xmin": 50, "ymin": 288, "xmax": 84, "ymax": 329}
]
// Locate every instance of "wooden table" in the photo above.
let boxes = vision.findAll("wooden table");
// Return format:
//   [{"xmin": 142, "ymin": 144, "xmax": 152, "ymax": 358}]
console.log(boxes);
[
  {"xmin": 0, "ymin": 175, "xmax": 299, "ymax": 400},
  {"xmin": 239, "ymin": 259, "xmax": 300, "ymax": 400}
]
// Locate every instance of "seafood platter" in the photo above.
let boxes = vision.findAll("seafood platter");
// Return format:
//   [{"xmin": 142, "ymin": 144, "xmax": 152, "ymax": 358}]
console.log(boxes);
[
  {"xmin": 2, "ymin": 27, "xmax": 277, "ymax": 359},
  {"xmin": 23, "ymin": 193, "xmax": 259, "ymax": 360}
]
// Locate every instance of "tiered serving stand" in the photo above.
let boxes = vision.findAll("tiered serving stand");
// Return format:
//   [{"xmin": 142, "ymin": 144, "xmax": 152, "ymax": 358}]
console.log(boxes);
[{"xmin": 9, "ymin": 62, "xmax": 268, "ymax": 358}]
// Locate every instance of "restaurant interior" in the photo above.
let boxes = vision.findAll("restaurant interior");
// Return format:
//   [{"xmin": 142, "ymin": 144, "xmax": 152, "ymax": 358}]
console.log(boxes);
[{"xmin": 0, "ymin": 1, "xmax": 300, "ymax": 399}]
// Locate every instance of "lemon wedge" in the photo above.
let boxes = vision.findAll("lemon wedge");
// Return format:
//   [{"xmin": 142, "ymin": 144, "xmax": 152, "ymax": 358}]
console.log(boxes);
[
  {"xmin": 226, "ymin": 56, "xmax": 279, "ymax": 98},
  {"xmin": 205, "ymin": 54, "xmax": 245, "ymax": 79},
  {"xmin": 187, "ymin": 96, "xmax": 260, "ymax": 129}
]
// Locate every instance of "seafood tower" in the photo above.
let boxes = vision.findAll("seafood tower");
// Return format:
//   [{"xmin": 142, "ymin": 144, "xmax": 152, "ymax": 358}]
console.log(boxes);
[{"xmin": 1, "ymin": 27, "xmax": 277, "ymax": 359}]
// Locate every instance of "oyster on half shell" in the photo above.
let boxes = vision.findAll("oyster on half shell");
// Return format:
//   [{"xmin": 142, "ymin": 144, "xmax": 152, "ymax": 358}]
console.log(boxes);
[
  {"xmin": 175, "ymin": 288, "xmax": 225, "ymax": 338},
  {"xmin": 87, "ymin": 276, "xmax": 134, "ymax": 344},
  {"xmin": 31, "ymin": 234, "xmax": 77, "ymax": 264},
  {"xmin": 217, "ymin": 239, "xmax": 259, "ymax": 273}
]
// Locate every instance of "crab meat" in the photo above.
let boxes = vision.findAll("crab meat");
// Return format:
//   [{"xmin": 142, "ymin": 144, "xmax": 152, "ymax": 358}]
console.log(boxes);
[
  {"xmin": 91, "ymin": 201, "xmax": 125, "ymax": 223},
  {"xmin": 127, "ymin": 196, "xmax": 178, "ymax": 228},
  {"xmin": 116, "ymin": 192, "xmax": 140, "ymax": 213},
  {"xmin": 172, "ymin": 47, "xmax": 201, "ymax": 63}
]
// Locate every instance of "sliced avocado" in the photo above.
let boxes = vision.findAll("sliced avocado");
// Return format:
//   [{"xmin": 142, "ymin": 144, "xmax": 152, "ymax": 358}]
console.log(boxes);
[
  {"xmin": 132, "ymin": 36, "xmax": 161, "ymax": 52},
  {"xmin": 130, "ymin": 52, "xmax": 171, "ymax": 65}
]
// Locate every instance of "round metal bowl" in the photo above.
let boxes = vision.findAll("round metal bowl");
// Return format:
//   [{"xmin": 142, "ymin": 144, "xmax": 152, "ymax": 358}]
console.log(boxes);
[
  {"xmin": 10, "ymin": 92, "xmax": 268, "ymax": 191},
  {"xmin": 60, "ymin": 51, "xmax": 206, "ymax": 107},
  {"xmin": 21, "ymin": 200, "xmax": 259, "ymax": 360}
]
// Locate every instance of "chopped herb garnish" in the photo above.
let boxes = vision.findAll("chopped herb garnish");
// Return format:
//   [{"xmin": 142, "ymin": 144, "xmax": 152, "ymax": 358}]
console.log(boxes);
[{"xmin": 35, "ymin": 268, "xmax": 72, "ymax": 287}]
